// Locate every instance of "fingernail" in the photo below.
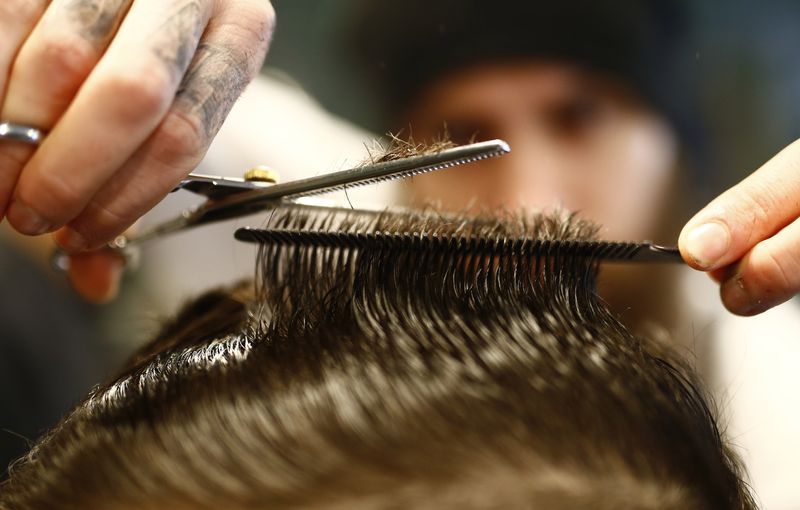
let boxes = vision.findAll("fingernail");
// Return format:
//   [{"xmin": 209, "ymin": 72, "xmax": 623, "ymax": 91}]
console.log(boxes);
[
  {"xmin": 58, "ymin": 227, "xmax": 88, "ymax": 252},
  {"xmin": 684, "ymin": 222, "xmax": 730, "ymax": 269},
  {"xmin": 67, "ymin": 251, "xmax": 125, "ymax": 304},
  {"xmin": 97, "ymin": 257, "xmax": 124, "ymax": 304},
  {"xmin": 7, "ymin": 200, "xmax": 51, "ymax": 235}
]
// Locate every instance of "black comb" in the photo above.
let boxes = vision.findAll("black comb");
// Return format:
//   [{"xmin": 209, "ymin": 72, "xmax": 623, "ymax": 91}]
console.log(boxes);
[{"xmin": 234, "ymin": 228, "xmax": 683, "ymax": 264}]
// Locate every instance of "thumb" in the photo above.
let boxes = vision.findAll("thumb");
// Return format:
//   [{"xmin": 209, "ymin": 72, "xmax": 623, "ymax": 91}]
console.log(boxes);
[{"xmin": 679, "ymin": 138, "xmax": 800, "ymax": 271}]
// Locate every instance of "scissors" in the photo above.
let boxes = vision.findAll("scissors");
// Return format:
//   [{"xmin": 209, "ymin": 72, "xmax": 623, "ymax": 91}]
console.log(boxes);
[
  {"xmin": 1, "ymin": 121, "xmax": 681, "ymax": 266},
  {"xmin": 0, "ymin": 120, "xmax": 508, "ymax": 270}
]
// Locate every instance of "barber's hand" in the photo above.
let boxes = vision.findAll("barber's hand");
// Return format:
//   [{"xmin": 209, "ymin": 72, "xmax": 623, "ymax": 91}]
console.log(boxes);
[
  {"xmin": 0, "ymin": 0, "xmax": 274, "ymax": 302},
  {"xmin": 679, "ymin": 138, "xmax": 800, "ymax": 316}
]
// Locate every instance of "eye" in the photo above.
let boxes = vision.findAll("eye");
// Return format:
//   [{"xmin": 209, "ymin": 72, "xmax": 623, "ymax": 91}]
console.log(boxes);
[{"xmin": 545, "ymin": 93, "xmax": 607, "ymax": 141}]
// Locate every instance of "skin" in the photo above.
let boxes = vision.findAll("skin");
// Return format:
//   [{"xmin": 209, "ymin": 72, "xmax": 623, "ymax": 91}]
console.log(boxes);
[{"xmin": 0, "ymin": 0, "xmax": 275, "ymax": 303}]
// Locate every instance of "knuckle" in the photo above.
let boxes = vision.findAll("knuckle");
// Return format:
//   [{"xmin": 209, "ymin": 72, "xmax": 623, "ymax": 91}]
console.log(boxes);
[
  {"xmin": 739, "ymin": 244, "xmax": 799, "ymax": 308},
  {"xmin": 764, "ymin": 250, "xmax": 794, "ymax": 291},
  {"xmin": 0, "ymin": 0, "xmax": 41, "ymax": 23},
  {"xmin": 17, "ymin": 172, "xmax": 84, "ymax": 220},
  {"xmin": 153, "ymin": 110, "xmax": 207, "ymax": 165},
  {"xmin": 254, "ymin": 0, "xmax": 277, "ymax": 38},
  {"xmin": 727, "ymin": 183, "xmax": 778, "ymax": 245},
  {"xmin": 100, "ymin": 67, "xmax": 174, "ymax": 119},
  {"xmin": 27, "ymin": 35, "xmax": 95, "ymax": 86},
  {"xmin": 226, "ymin": 1, "xmax": 276, "ymax": 52},
  {"xmin": 236, "ymin": 0, "xmax": 276, "ymax": 32},
  {"xmin": 71, "ymin": 201, "xmax": 130, "ymax": 247},
  {"xmin": 751, "ymin": 249, "xmax": 795, "ymax": 296},
  {"xmin": 0, "ymin": 146, "xmax": 31, "ymax": 172}
]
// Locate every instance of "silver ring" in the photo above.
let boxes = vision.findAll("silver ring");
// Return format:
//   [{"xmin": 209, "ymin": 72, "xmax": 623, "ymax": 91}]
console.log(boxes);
[{"xmin": 0, "ymin": 121, "xmax": 45, "ymax": 146}]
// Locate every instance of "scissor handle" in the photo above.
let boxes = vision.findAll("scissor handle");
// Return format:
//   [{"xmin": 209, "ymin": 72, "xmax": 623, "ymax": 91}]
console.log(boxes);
[{"xmin": 50, "ymin": 236, "xmax": 140, "ymax": 273}]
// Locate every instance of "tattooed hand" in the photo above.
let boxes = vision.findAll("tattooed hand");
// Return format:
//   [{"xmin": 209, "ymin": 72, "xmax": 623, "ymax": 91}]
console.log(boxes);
[{"xmin": 0, "ymin": 0, "xmax": 274, "ymax": 302}]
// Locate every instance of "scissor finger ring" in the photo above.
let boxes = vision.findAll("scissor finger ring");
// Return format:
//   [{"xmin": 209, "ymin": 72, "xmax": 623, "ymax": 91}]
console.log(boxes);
[{"xmin": 0, "ymin": 121, "xmax": 46, "ymax": 146}]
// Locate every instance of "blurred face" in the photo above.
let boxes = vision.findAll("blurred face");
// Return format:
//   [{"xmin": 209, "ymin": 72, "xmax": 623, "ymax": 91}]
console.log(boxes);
[{"xmin": 405, "ymin": 61, "xmax": 678, "ymax": 241}]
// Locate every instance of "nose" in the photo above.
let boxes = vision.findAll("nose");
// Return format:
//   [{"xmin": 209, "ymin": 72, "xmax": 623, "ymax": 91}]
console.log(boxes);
[{"xmin": 488, "ymin": 131, "xmax": 566, "ymax": 211}]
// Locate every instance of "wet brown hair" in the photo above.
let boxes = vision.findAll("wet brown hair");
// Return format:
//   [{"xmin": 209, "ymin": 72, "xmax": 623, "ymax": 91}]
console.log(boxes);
[{"xmin": 0, "ymin": 209, "xmax": 754, "ymax": 509}]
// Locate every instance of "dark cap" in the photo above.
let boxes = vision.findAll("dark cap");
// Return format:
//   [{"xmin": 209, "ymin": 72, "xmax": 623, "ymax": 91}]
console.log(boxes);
[{"xmin": 349, "ymin": 0, "xmax": 702, "ymax": 156}]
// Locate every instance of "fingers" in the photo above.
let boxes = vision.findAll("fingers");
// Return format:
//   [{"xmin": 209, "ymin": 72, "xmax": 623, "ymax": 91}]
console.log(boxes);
[
  {"xmin": 0, "ymin": 0, "xmax": 47, "ymax": 98},
  {"xmin": 66, "ymin": 249, "xmax": 126, "ymax": 304},
  {"xmin": 6, "ymin": 0, "xmax": 213, "ymax": 237},
  {"xmin": 57, "ymin": 0, "xmax": 275, "ymax": 250},
  {"xmin": 0, "ymin": 0, "xmax": 132, "ymax": 217},
  {"xmin": 717, "ymin": 217, "xmax": 800, "ymax": 316},
  {"xmin": 2, "ymin": 0, "xmax": 132, "ymax": 127},
  {"xmin": 0, "ymin": 0, "xmax": 50, "ymax": 217},
  {"xmin": 679, "ymin": 138, "xmax": 800, "ymax": 270}
]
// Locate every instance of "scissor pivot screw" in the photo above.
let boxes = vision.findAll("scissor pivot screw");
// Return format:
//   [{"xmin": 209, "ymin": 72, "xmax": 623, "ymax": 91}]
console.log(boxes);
[{"xmin": 244, "ymin": 166, "xmax": 279, "ymax": 184}]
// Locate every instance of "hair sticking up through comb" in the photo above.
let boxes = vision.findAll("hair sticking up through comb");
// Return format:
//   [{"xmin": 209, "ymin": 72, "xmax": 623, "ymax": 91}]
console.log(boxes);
[{"xmin": 246, "ymin": 207, "xmax": 603, "ymax": 321}]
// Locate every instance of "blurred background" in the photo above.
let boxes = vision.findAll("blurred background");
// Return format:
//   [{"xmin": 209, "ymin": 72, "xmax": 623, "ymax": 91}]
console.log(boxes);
[
  {"xmin": 265, "ymin": 0, "xmax": 800, "ymax": 199},
  {"xmin": 2, "ymin": 0, "xmax": 799, "ymax": 506}
]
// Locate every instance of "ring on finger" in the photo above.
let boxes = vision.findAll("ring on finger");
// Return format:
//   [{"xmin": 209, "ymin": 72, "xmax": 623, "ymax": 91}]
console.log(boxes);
[{"xmin": 0, "ymin": 121, "xmax": 46, "ymax": 146}]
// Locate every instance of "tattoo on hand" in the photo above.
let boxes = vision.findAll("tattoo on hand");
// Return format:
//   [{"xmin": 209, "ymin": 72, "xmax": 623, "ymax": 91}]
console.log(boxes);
[
  {"xmin": 152, "ymin": 0, "xmax": 208, "ymax": 83},
  {"xmin": 63, "ymin": 0, "xmax": 132, "ymax": 43},
  {"xmin": 175, "ymin": 42, "xmax": 251, "ymax": 141}
]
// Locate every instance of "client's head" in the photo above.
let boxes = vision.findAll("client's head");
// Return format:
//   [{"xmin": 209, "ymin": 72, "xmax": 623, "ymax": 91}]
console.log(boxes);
[{"xmin": 1, "ymin": 209, "xmax": 754, "ymax": 510}]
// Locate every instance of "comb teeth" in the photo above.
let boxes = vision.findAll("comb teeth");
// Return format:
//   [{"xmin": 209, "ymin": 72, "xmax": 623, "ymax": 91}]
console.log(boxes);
[{"xmin": 235, "ymin": 228, "xmax": 661, "ymax": 262}]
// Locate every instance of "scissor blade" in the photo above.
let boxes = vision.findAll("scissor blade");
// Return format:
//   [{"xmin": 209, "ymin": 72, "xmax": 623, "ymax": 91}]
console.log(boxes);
[
  {"xmin": 176, "ymin": 174, "xmax": 267, "ymax": 200},
  {"xmin": 190, "ymin": 139, "xmax": 511, "ymax": 225},
  {"xmin": 261, "ymin": 139, "xmax": 510, "ymax": 200}
]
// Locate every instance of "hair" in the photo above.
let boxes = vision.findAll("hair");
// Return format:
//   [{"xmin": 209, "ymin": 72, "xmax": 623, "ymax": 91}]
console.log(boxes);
[{"xmin": 0, "ymin": 208, "xmax": 754, "ymax": 509}]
